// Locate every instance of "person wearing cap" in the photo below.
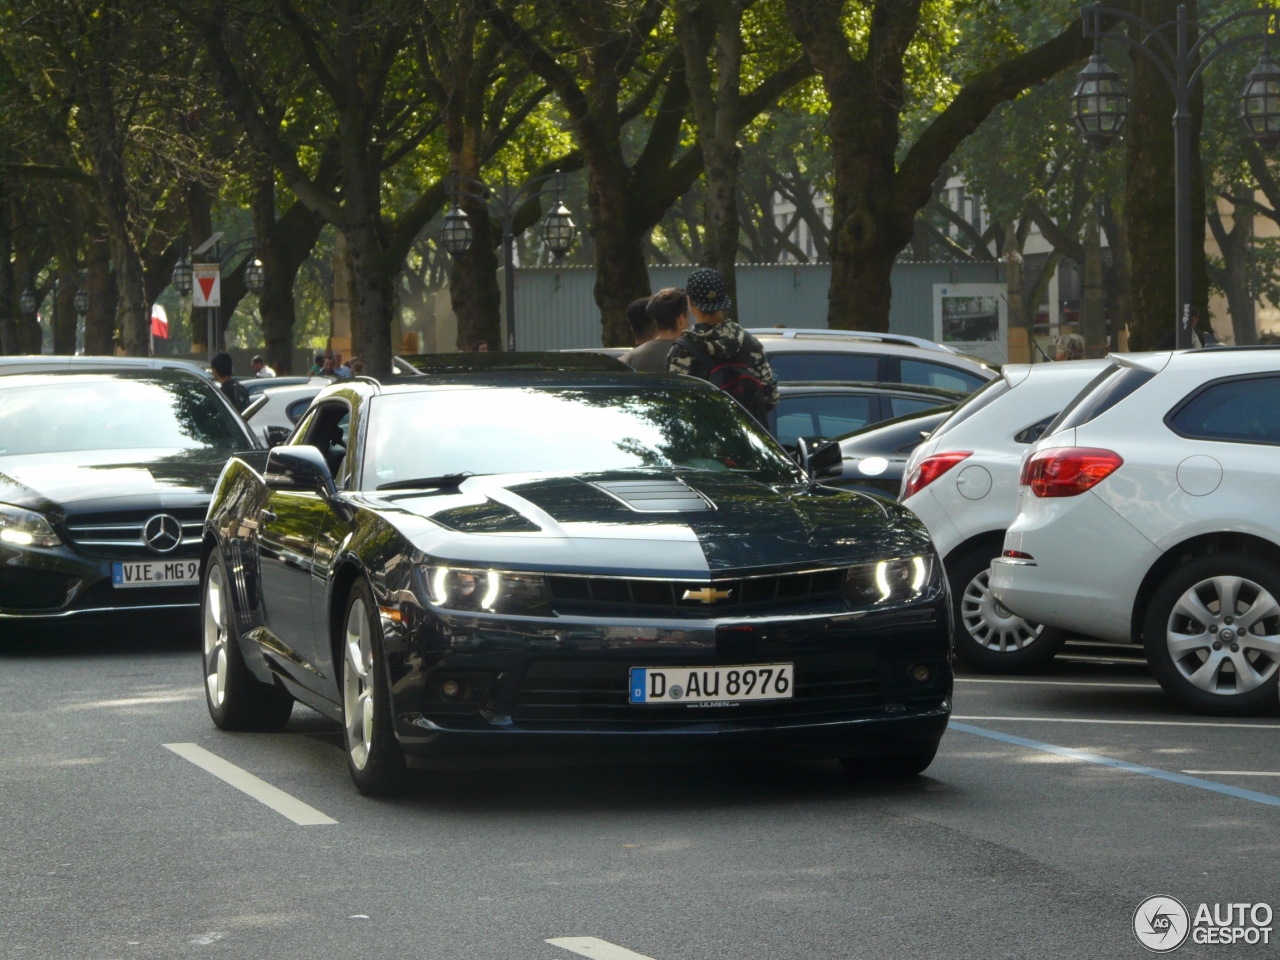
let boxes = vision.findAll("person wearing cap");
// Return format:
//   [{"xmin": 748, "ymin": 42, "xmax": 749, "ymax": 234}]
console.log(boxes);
[
  {"xmin": 666, "ymin": 267, "xmax": 777, "ymax": 423},
  {"xmin": 623, "ymin": 289, "xmax": 687, "ymax": 372}
]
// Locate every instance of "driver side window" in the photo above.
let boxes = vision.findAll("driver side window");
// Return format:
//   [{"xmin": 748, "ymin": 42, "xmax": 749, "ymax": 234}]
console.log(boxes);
[{"xmin": 302, "ymin": 402, "xmax": 352, "ymax": 486}]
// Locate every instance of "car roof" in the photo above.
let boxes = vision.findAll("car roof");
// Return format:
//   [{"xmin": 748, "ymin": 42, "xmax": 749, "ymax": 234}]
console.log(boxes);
[
  {"xmin": 398, "ymin": 351, "xmax": 633, "ymax": 374},
  {"xmin": 754, "ymin": 337, "xmax": 997, "ymax": 373},
  {"xmin": 777, "ymin": 381, "xmax": 965, "ymax": 401},
  {"xmin": 315, "ymin": 370, "xmax": 696, "ymax": 403},
  {"xmin": 0, "ymin": 355, "xmax": 212, "ymax": 378},
  {"xmin": 747, "ymin": 328, "xmax": 958, "ymax": 354}
]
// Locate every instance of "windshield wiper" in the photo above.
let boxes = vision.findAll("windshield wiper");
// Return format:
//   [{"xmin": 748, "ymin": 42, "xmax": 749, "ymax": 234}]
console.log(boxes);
[{"xmin": 377, "ymin": 472, "xmax": 475, "ymax": 491}]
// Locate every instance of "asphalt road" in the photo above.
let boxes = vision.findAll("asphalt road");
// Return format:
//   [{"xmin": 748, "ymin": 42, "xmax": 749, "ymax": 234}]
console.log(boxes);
[{"xmin": 3, "ymin": 622, "xmax": 1278, "ymax": 960}]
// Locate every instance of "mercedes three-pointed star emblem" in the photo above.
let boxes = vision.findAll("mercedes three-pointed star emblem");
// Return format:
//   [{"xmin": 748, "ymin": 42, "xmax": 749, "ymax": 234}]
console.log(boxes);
[{"xmin": 143, "ymin": 514, "xmax": 183, "ymax": 554}]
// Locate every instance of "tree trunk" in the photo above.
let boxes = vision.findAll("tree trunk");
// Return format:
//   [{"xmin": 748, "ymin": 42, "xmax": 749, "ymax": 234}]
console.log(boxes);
[
  {"xmin": 1100, "ymin": 194, "xmax": 1131, "ymax": 350},
  {"xmin": 53, "ymin": 258, "xmax": 78, "ymax": 355},
  {"xmin": 1080, "ymin": 203, "xmax": 1107, "ymax": 356},
  {"xmin": 0, "ymin": 207, "xmax": 15, "ymax": 355},
  {"xmin": 1124, "ymin": 0, "xmax": 1207, "ymax": 349},
  {"xmin": 589, "ymin": 173, "xmax": 652, "ymax": 346},
  {"xmin": 1004, "ymin": 221, "xmax": 1027, "ymax": 360},
  {"xmin": 344, "ymin": 219, "xmax": 394, "ymax": 375},
  {"xmin": 449, "ymin": 204, "xmax": 502, "ymax": 351},
  {"xmin": 679, "ymin": 0, "xmax": 745, "ymax": 318},
  {"xmin": 84, "ymin": 225, "xmax": 116, "ymax": 355},
  {"xmin": 1207, "ymin": 203, "xmax": 1256, "ymax": 346}
]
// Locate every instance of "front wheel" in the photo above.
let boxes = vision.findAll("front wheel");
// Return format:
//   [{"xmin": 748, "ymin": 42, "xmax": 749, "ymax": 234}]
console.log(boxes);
[
  {"xmin": 202, "ymin": 547, "xmax": 293, "ymax": 731},
  {"xmin": 342, "ymin": 580, "xmax": 405, "ymax": 796},
  {"xmin": 1143, "ymin": 553, "xmax": 1280, "ymax": 716},
  {"xmin": 950, "ymin": 546, "xmax": 1067, "ymax": 673}
]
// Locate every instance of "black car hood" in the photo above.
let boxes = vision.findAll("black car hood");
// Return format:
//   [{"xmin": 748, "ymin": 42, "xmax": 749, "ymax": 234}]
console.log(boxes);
[
  {"xmin": 0, "ymin": 447, "xmax": 232, "ymax": 513},
  {"xmin": 372, "ymin": 470, "xmax": 929, "ymax": 576}
]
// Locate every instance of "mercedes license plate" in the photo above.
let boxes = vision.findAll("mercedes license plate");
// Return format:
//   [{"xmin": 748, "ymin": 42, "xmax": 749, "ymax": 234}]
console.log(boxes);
[
  {"xmin": 112, "ymin": 560, "xmax": 199, "ymax": 588},
  {"xmin": 629, "ymin": 663, "xmax": 793, "ymax": 704}
]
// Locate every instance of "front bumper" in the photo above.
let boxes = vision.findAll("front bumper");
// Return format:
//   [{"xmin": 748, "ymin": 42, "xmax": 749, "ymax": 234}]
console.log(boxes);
[
  {"xmin": 0, "ymin": 542, "xmax": 200, "ymax": 620},
  {"xmin": 381, "ymin": 589, "xmax": 954, "ymax": 768}
]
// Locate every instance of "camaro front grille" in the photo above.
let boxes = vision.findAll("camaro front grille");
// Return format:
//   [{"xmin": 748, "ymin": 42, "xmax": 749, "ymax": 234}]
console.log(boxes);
[
  {"xmin": 545, "ymin": 567, "xmax": 846, "ymax": 613},
  {"xmin": 511, "ymin": 656, "xmax": 894, "ymax": 724}
]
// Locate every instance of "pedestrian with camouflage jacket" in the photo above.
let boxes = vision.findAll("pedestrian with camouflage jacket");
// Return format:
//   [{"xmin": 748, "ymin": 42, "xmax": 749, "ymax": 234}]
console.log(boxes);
[{"xmin": 666, "ymin": 267, "xmax": 778, "ymax": 425}]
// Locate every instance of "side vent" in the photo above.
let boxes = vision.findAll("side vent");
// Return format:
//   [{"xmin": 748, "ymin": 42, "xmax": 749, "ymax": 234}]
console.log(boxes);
[{"xmin": 591, "ymin": 479, "xmax": 712, "ymax": 513}]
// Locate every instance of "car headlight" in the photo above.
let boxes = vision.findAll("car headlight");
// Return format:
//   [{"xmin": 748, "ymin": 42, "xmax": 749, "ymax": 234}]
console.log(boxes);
[
  {"xmin": 425, "ymin": 565, "xmax": 551, "ymax": 615},
  {"xmin": 0, "ymin": 503, "xmax": 61, "ymax": 548},
  {"xmin": 844, "ymin": 555, "xmax": 934, "ymax": 606}
]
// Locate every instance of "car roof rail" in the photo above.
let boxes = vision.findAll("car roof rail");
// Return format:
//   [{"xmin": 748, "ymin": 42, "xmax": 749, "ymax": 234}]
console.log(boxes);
[{"xmin": 745, "ymin": 328, "xmax": 957, "ymax": 354}]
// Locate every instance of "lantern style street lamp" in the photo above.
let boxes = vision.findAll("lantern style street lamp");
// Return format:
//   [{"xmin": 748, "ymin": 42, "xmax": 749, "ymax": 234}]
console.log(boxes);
[
  {"xmin": 1240, "ymin": 53, "xmax": 1280, "ymax": 149},
  {"xmin": 1073, "ymin": 5, "xmax": 1280, "ymax": 349},
  {"xmin": 244, "ymin": 252, "xmax": 266, "ymax": 296},
  {"xmin": 172, "ymin": 251, "xmax": 194, "ymax": 297},
  {"xmin": 18, "ymin": 288, "xmax": 37, "ymax": 315},
  {"xmin": 441, "ymin": 170, "xmax": 577, "ymax": 351},
  {"xmin": 1069, "ymin": 54, "xmax": 1128, "ymax": 151}
]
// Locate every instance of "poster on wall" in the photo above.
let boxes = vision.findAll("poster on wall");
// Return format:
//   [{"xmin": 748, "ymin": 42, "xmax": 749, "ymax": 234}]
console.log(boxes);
[{"xmin": 932, "ymin": 282, "xmax": 1007, "ymax": 364}]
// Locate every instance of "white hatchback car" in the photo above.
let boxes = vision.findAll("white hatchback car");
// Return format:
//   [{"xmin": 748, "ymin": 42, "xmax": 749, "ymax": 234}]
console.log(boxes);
[
  {"xmin": 991, "ymin": 348, "xmax": 1280, "ymax": 714},
  {"xmin": 902, "ymin": 360, "xmax": 1109, "ymax": 672}
]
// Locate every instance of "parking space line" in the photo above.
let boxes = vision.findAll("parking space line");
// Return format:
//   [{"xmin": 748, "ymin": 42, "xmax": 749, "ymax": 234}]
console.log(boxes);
[
  {"xmin": 955, "ymin": 679, "xmax": 1160, "ymax": 689},
  {"xmin": 953, "ymin": 714, "xmax": 1280, "ymax": 730},
  {"xmin": 547, "ymin": 938, "xmax": 659, "ymax": 960},
  {"xmin": 951, "ymin": 722, "xmax": 1280, "ymax": 808},
  {"xmin": 163, "ymin": 743, "xmax": 337, "ymax": 825},
  {"xmin": 1183, "ymin": 770, "xmax": 1280, "ymax": 777}
]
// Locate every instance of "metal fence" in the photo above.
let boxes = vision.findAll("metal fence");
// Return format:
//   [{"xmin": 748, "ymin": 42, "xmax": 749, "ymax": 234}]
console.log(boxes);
[{"xmin": 508, "ymin": 261, "xmax": 1006, "ymax": 350}]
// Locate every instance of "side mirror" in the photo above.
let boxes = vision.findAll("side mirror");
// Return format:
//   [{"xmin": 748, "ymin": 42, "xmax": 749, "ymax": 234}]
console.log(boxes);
[
  {"xmin": 265, "ymin": 445, "xmax": 336, "ymax": 498},
  {"xmin": 263, "ymin": 425, "xmax": 291, "ymax": 448},
  {"xmin": 796, "ymin": 437, "xmax": 843, "ymax": 482}
]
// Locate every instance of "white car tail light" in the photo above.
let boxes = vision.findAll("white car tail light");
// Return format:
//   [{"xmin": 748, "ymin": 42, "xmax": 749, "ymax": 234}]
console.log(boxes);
[
  {"xmin": 903, "ymin": 452, "xmax": 971, "ymax": 499},
  {"xmin": 1020, "ymin": 447, "xmax": 1123, "ymax": 498}
]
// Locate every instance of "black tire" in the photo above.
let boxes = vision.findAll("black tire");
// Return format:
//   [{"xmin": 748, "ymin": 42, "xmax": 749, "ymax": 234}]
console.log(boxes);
[
  {"xmin": 340, "ymin": 579, "xmax": 405, "ymax": 796},
  {"xmin": 202, "ymin": 547, "xmax": 293, "ymax": 731},
  {"xmin": 948, "ymin": 545, "xmax": 1068, "ymax": 673},
  {"xmin": 1143, "ymin": 553, "xmax": 1280, "ymax": 717},
  {"xmin": 840, "ymin": 744, "xmax": 938, "ymax": 778}
]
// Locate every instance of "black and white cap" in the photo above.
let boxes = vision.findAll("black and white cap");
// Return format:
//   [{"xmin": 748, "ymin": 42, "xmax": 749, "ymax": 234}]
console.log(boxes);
[{"xmin": 686, "ymin": 267, "xmax": 732, "ymax": 313}]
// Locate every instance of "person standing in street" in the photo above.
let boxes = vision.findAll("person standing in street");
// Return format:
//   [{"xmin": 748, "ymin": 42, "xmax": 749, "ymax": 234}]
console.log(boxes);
[
  {"xmin": 619, "ymin": 297, "xmax": 656, "ymax": 369},
  {"xmin": 666, "ymin": 268, "xmax": 777, "ymax": 424},
  {"xmin": 251, "ymin": 355, "xmax": 277, "ymax": 378},
  {"xmin": 623, "ymin": 288, "xmax": 688, "ymax": 372},
  {"xmin": 211, "ymin": 352, "xmax": 251, "ymax": 412}
]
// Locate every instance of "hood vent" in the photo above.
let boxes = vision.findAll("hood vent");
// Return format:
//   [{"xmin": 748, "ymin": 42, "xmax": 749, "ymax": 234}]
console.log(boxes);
[{"xmin": 591, "ymin": 479, "xmax": 712, "ymax": 513}]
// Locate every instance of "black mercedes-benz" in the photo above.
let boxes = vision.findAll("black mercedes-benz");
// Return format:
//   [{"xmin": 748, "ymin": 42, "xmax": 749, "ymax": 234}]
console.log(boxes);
[
  {"xmin": 201, "ymin": 372, "xmax": 952, "ymax": 794},
  {"xmin": 0, "ymin": 365, "xmax": 259, "ymax": 622}
]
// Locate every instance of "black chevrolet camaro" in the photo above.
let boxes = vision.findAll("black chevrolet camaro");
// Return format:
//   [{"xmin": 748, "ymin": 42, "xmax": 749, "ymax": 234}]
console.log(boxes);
[
  {"xmin": 201, "ymin": 371, "xmax": 952, "ymax": 794},
  {"xmin": 0, "ymin": 366, "xmax": 258, "ymax": 622}
]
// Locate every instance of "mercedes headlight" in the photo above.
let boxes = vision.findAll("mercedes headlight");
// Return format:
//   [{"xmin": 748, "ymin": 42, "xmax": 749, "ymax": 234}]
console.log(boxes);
[
  {"xmin": 843, "ymin": 555, "xmax": 934, "ymax": 606},
  {"xmin": 425, "ymin": 565, "xmax": 551, "ymax": 615},
  {"xmin": 0, "ymin": 503, "xmax": 61, "ymax": 548}
]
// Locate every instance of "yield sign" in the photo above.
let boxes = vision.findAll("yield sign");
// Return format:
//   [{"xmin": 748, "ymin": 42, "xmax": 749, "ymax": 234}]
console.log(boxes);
[{"xmin": 192, "ymin": 263, "xmax": 221, "ymax": 307}]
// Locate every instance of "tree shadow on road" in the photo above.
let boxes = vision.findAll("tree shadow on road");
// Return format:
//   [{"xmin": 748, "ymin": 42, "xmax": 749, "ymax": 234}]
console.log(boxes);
[{"xmin": 0, "ymin": 612, "xmax": 199, "ymax": 659}]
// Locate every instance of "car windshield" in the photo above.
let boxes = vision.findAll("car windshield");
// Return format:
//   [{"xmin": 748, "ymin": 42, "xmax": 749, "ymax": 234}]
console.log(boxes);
[
  {"xmin": 0, "ymin": 373, "xmax": 248, "ymax": 457},
  {"xmin": 362, "ymin": 384, "xmax": 803, "ymax": 488}
]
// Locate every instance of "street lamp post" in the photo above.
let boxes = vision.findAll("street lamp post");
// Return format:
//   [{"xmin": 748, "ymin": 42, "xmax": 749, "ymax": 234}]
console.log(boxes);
[
  {"xmin": 441, "ymin": 171, "xmax": 577, "ymax": 351},
  {"xmin": 1071, "ymin": 5, "xmax": 1280, "ymax": 349}
]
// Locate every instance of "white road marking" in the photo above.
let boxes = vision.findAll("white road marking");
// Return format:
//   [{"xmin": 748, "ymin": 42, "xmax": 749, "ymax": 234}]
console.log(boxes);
[
  {"xmin": 1183, "ymin": 770, "xmax": 1280, "ymax": 777},
  {"xmin": 952, "ymin": 715, "xmax": 1280, "ymax": 730},
  {"xmin": 952, "ymin": 723, "xmax": 1280, "ymax": 808},
  {"xmin": 548, "ymin": 938, "xmax": 659, "ymax": 960},
  {"xmin": 163, "ymin": 743, "xmax": 336, "ymax": 825},
  {"xmin": 955, "ymin": 678, "xmax": 1160, "ymax": 689}
]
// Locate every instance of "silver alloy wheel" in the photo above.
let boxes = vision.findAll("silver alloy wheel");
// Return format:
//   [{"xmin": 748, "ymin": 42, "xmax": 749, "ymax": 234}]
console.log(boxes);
[
  {"xmin": 203, "ymin": 563, "xmax": 229, "ymax": 708},
  {"xmin": 343, "ymin": 598, "xmax": 375, "ymax": 770},
  {"xmin": 961, "ymin": 568, "xmax": 1044, "ymax": 652},
  {"xmin": 1166, "ymin": 575, "xmax": 1280, "ymax": 695}
]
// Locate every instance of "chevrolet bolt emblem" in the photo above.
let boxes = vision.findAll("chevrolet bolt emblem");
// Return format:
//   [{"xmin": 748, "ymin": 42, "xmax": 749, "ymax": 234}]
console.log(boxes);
[{"xmin": 683, "ymin": 586, "xmax": 733, "ymax": 604}]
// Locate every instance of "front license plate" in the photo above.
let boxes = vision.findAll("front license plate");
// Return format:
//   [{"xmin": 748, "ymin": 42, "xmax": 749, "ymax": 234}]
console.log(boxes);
[
  {"xmin": 629, "ymin": 663, "xmax": 794, "ymax": 704},
  {"xmin": 112, "ymin": 560, "xmax": 200, "ymax": 588}
]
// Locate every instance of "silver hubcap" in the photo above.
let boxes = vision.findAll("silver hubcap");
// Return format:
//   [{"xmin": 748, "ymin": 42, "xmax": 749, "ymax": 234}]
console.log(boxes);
[
  {"xmin": 1166, "ymin": 575, "xmax": 1280, "ymax": 695},
  {"xmin": 343, "ymin": 599, "xmax": 375, "ymax": 770},
  {"xmin": 962, "ymin": 568, "xmax": 1044, "ymax": 652},
  {"xmin": 203, "ymin": 564, "xmax": 229, "ymax": 708}
]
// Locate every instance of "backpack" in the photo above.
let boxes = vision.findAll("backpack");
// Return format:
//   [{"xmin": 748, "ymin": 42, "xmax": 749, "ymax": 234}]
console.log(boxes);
[
  {"xmin": 674, "ymin": 333, "xmax": 770, "ymax": 424},
  {"xmin": 223, "ymin": 378, "xmax": 252, "ymax": 413}
]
